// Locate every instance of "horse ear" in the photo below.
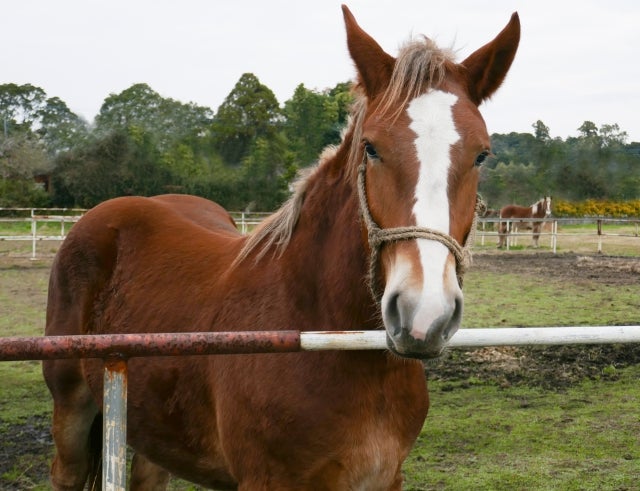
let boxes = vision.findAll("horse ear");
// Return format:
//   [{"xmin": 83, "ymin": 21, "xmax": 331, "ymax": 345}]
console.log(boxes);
[
  {"xmin": 342, "ymin": 5, "xmax": 395, "ymax": 98},
  {"xmin": 461, "ymin": 12, "xmax": 520, "ymax": 105}
]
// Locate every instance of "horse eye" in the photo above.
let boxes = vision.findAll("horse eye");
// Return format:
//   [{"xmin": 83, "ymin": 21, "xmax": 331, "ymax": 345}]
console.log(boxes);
[
  {"xmin": 474, "ymin": 151, "xmax": 490, "ymax": 167},
  {"xmin": 364, "ymin": 142, "xmax": 380, "ymax": 160}
]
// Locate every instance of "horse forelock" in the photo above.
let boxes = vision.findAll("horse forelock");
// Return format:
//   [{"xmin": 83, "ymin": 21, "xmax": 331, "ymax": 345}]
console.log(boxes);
[
  {"xmin": 235, "ymin": 37, "xmax": 454, "ymax": 266},
  {"xmin": 377, "ymin": 37, "xmax": 454, "ymax": 120}
]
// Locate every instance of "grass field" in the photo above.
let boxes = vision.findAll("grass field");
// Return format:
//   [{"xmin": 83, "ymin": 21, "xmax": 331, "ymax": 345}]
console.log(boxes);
[{"xmin": 0, "ymin": 243, "xmax": 639, "ymax": 489}]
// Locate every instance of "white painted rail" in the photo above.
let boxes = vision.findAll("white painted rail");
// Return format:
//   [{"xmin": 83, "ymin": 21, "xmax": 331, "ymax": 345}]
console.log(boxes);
[{"xmin": 300, "ymin": 325, "xmax": 640, "ymax": 350}]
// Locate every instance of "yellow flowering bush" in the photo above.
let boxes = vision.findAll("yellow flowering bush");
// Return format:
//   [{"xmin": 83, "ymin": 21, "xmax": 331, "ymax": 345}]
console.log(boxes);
[{"xmin": 553, "ymin": 199, "xmax": 640, "ymax": 217}]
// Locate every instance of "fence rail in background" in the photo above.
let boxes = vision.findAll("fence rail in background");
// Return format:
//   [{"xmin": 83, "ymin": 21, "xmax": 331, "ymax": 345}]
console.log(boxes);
[
  {"xmin": 0, "ymin": 208, "xmax": 85, "ymax": 259},
  {"xmin": 2, "ymin": 325, "xmax": 639, "ymax": 489},
  {"xmin": 477, "ymin": 217, "xmax": 639, "ymax": 253},
  {"xmin": 1, "ymin": 208, "xmax": 639, "ymax": 258}
]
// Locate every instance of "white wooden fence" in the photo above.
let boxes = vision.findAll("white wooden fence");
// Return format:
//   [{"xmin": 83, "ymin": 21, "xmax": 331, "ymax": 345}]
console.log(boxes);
[{"xmin": 1, "ymin": 209, "xmax": 638, "ymax": 258}]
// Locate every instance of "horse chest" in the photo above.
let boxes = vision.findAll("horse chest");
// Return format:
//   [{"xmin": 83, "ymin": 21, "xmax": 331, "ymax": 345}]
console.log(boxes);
[{"xmin": 344, "ymin": 423, "xmax": 409, "ymax": 490}]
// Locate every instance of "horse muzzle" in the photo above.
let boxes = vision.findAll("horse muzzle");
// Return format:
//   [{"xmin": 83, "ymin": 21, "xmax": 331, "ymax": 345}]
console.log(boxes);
[{"xmin": 381, "ymin": 276, "xmax": 463, "ymax": 359}]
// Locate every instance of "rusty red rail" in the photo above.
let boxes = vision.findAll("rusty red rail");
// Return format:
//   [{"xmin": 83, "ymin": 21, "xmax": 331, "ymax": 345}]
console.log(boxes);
[{"xmin": 0, "ymin": 331, "xmax": 302, "ymax": 361}]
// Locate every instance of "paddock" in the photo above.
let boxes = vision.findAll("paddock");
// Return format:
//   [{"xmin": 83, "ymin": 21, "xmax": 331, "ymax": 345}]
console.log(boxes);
[
  {"xmin": 0, "ymin": 252, "xmax": 640, "ymax": 489},
  {"xmin": 1, "ymin": 325, "xmax": 639, "ymax": 490}
]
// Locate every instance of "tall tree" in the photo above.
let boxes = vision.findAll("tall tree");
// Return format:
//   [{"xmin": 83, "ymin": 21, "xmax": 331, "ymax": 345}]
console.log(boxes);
[
  {"xmin": 95, "ymin": 83, "xmax": 213, "ymax": 151},
  {"xmin": 532, "ymin": 120, "xmax": 550, "ymax": 142},
  {"xmin": 0, "ymin": 83, "xmax": 47, "ymax": 134},
  {"xmin": 211, "ymin": 73, "xmax": 281, "ymax": 165},
  {"xmin": 37, "ymin": 97, "xmax": 88, "ymax": 155},
  {"xmin": 283, "ymin": 82, "xmax": 352, "ymax": 166}
]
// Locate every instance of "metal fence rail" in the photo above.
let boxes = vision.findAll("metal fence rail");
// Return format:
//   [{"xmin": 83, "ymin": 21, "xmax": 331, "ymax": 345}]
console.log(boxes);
[{"xmin": 2, "ymin": 326, "xmax": 640, "ymax": 489}]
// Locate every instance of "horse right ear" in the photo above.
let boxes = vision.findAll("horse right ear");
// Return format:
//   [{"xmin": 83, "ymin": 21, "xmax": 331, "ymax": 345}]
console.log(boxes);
[
  {"xmin": 461, "ymin": 12, "xmax": 520, "ymax": 106},
  {"xmin": 342, "ymin": 5, "xmax": 395, "ymax": 98}
]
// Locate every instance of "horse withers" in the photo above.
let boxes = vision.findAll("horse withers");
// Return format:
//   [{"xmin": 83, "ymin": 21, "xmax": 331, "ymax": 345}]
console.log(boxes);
[
  {"xmin": 43, "ymin": 6, "xmax": 520, "ymax": 490},
  {"xmin": 498, "ymin": 197, "xmax": 552, "ymax": 248}
]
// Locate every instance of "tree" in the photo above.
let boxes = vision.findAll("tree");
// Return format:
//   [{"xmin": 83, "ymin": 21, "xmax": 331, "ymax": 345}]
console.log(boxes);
[
  {"xmin": 532, "ymin": 120, "xmax": 550, "ymax": 142},
  {"xmin": 95, "ymin": 83, "xmax": 213, "ymax": 151},
  {"xmin": 37, "ymin": 97, "xmax": 89, "ymax": 155},
  {"xmin": 599, "ymin": 123, "xmax": 628, "ymax": 147},
  {"xmin": 283, "ymin": 82, "xmax": 352, "ymax": 166},
  {"xmin": 577, "ymin": 121, "xmax": 599, "ymax": 139},
  {"xmin": 51, "ymin": 129, "xmax": 171, "ymax": 207},
  {"xmin": 0, "ymin": 83, "xmax": 47, "ymax": 135},
  {"xmin": 240, "ymin": 133, "xmax": 296, "ymax": 210},
  {"xmin": 211, "ymin": 73, "xmax": 281, "ymax": 165},
  {"xmin": 0, "ymin": 135, "xmax": 50, "ymax": 206}
]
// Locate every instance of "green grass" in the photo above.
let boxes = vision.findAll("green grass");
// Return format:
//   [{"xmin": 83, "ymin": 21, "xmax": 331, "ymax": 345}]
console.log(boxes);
[
  {"xmin": 404, "ymin": 365, "xmax": 640, "ymax": 490},
  {"xmin": 463, "ymin": 270, "xmax": 639, "ymax": 327}
]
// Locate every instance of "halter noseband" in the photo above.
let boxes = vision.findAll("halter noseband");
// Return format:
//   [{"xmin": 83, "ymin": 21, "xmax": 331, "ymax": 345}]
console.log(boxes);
[{"xmin": 357, "ymin": 156, "xmax": 482, "ymax": 302}]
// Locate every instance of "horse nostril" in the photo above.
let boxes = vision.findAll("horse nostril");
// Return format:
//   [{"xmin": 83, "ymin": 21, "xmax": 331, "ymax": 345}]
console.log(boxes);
[
  {"xmin": 385, "ymin": 292, "xmax": 402, "ymax": 336},
  {"xmin": 443, "ymin": 296, "xmax": 463, "ymax": 341}
]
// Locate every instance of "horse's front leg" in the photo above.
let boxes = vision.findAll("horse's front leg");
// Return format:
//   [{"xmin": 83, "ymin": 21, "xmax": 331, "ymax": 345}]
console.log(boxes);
[
  {"xmin": 130, "ymin": 453, "xmax": 171, "ymax": 491},
  {"xmin": 532, "ymin": 223, "xmax": 541, "ymax": 247}
]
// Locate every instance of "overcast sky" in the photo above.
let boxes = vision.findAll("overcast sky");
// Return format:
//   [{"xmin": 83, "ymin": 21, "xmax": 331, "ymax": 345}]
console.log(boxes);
[{"xmin": 3, "ymin": 0, "xmax": 639, "ymax": 142}]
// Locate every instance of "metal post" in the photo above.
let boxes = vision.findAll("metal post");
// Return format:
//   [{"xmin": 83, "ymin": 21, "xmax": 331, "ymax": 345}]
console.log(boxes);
[
  {"xmin": 103, "ymin": 356, "xmax": 128, "ymax": 491},
  {"xmin": 552, "ymin": 220, "xmax": 557, "ymax": 254}
]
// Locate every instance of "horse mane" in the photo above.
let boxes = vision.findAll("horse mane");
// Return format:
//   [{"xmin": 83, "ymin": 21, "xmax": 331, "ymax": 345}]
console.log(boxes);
[{"xmin": 234, "ymin": 37, "xmax": 454, "ymax": 266}]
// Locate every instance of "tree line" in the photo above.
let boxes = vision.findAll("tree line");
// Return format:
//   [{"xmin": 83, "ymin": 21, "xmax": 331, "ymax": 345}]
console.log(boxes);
[{"xmin": 1, "ymin": 79, "xmax": 638, "ymax": 212}]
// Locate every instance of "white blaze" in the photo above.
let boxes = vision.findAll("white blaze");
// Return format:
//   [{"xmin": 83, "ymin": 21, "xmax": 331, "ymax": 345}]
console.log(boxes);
[{"xmin": 405, "ymin": 90, "xmax": 460, "ymax": 340}]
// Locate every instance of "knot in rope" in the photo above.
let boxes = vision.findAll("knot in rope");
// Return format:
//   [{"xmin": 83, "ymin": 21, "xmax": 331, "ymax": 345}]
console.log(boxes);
[{"xmin": 357, "ymin": 157, "xmax": 483, "ymax": 302}]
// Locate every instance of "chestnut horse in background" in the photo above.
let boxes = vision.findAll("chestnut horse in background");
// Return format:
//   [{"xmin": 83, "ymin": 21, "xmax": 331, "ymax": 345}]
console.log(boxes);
[
  {"xmin": 498, "ymin": 196, "xmax": 552, "ymax": 248},
  {"xmin": 43, "ymin": 6, "xmax": 520, "ymax": 490}
]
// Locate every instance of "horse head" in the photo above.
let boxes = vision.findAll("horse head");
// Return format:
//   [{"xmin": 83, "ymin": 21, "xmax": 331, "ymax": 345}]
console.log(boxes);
[
  {"xmin": 544, "ymin": 196, "xmax": 552, "ymax": 217},
  {"xmin": 343, "ymin": 6, "xmax": 520, "ymax": 358}
]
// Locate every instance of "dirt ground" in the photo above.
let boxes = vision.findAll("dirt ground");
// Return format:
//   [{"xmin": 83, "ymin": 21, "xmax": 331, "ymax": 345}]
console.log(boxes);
[
  {"xmin": 428, "ymin": 252, "xmax": 640, "ymax": 390},
  {"xmin": 472, "ymin": 252, "xmax": 640, "ymax": 286},
  {"xmin": 1, "ymin": 252, "xmax": 639, "ymax": 488}
]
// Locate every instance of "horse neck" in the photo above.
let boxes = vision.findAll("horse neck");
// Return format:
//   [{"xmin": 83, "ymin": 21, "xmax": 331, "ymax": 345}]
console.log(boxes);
[
  {"xmin": 282, "ymin": 143, "xmax": 376, "ymax": 328},
  {"xmin": 531, "ymin": 200, "xmax": 545, "ymax": 218}
]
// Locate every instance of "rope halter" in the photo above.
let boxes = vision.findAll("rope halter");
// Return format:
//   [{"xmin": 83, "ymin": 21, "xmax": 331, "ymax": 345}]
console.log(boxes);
[{"xmin": 357, "ymin": 156, "xmax": 483, "ymax": 302}]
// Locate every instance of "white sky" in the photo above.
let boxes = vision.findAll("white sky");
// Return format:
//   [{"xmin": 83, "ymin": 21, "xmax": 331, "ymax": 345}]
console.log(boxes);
[{"xmin": 3, "ymin": 0, "xmax": 640, "ymax": 142}]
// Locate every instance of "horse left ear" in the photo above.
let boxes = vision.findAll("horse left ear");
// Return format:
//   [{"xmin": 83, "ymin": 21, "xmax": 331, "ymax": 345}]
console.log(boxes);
[
  {"xmin": 461, "ymin": 12, "xmax": 520, "ymax": 105},
  {"xmin": 342, "ymin": 5, "xmax": 395, "ymax": 98}
]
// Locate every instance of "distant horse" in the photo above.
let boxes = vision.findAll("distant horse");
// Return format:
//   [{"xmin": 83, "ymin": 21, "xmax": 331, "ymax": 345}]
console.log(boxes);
[
  {"xmin": 43, "ymin": 6, "xmax": 520, "ymax": 490},
  {"xmin": 498, "ymin": 197, "xmax": 552, "ymax": 248}
]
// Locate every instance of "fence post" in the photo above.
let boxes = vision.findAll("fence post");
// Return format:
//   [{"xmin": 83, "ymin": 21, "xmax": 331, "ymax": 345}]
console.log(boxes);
[
  {"xmin": 103, "ymin": 356, "xmax": 128, "ymax": 491},
  {"xmin": 597, "ymin": 219, "xmax": 603, "ymax": 254},
  {"xmin": 30, "ymin": 209, "xmax": 37, "ymax": 260}
]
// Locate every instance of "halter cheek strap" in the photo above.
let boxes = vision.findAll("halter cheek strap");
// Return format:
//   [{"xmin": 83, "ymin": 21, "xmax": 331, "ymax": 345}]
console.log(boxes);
[{"xmin": 357, "ymin": 157, "xmax": 483, "ymax": 302}]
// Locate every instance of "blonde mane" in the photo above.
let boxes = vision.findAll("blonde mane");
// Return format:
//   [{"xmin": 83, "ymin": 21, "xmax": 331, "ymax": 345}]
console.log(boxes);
[{"xmin": 234, "ymin": 37, "xmax": 454, "ymax": 265}]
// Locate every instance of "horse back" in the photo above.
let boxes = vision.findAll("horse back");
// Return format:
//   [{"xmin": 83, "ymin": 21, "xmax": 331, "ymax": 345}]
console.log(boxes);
[
  {"xmin": 45, "ymin": 194, "xmax": 243, "ymax": 338},
  {"xmin": 499, "ymin": 203, "xmax": 530, "ymax": 219}
]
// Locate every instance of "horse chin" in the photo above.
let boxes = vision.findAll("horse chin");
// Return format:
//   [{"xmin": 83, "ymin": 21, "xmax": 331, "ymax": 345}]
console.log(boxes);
[{"xmin": 385, "ymin": 336, "xmax": 445, "ymax": 360}]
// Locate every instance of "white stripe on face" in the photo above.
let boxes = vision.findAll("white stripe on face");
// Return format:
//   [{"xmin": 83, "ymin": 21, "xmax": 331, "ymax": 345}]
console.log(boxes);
[{"xmin": 405, "ymin": 90, "xmax": 460, "ymax": 339}]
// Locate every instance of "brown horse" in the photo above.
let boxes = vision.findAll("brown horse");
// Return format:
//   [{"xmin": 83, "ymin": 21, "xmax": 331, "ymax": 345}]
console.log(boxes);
[
  {"xmin": 43, "ymin": 6, "xmax": 520, "ymax": 490},
  {"xmin": 498, "ymin": 197, "xmax": 552, "ymax": 248}
]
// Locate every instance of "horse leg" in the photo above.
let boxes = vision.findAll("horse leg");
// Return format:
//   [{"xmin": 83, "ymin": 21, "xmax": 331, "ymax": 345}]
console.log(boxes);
[
  {"xmin": 44, "ymin": 359, "xmax": 101, "ymax": 491},
  {"xmin": 497, "ymin": 222, "xmax": 506, "ymax": 248},
  {"xmin": 130, "ymin": 453, "xmax": 171, "ymax": 490},
  {"xmin": 532, "ymin": 223, "xmax": 540, "ymax": 248}
]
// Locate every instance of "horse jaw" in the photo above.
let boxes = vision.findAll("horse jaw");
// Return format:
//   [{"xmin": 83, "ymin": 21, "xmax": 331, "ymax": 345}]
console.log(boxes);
[{"xmin": 381, "ymin": 90, "xmax": 463, "ymax": 359}]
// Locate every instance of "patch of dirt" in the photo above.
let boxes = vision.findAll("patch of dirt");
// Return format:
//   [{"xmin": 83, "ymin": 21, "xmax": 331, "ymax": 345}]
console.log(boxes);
[
  {"xmin": 428, "ymin": 253, "xmax": 640, "ymax": 390},
  {"xmin": 471, "ymin": 252, "xmax": 640, "ymax": 286},
  {"xmin": 0, "ymin": 415, "xmax": 52, "ymax": 490}
]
